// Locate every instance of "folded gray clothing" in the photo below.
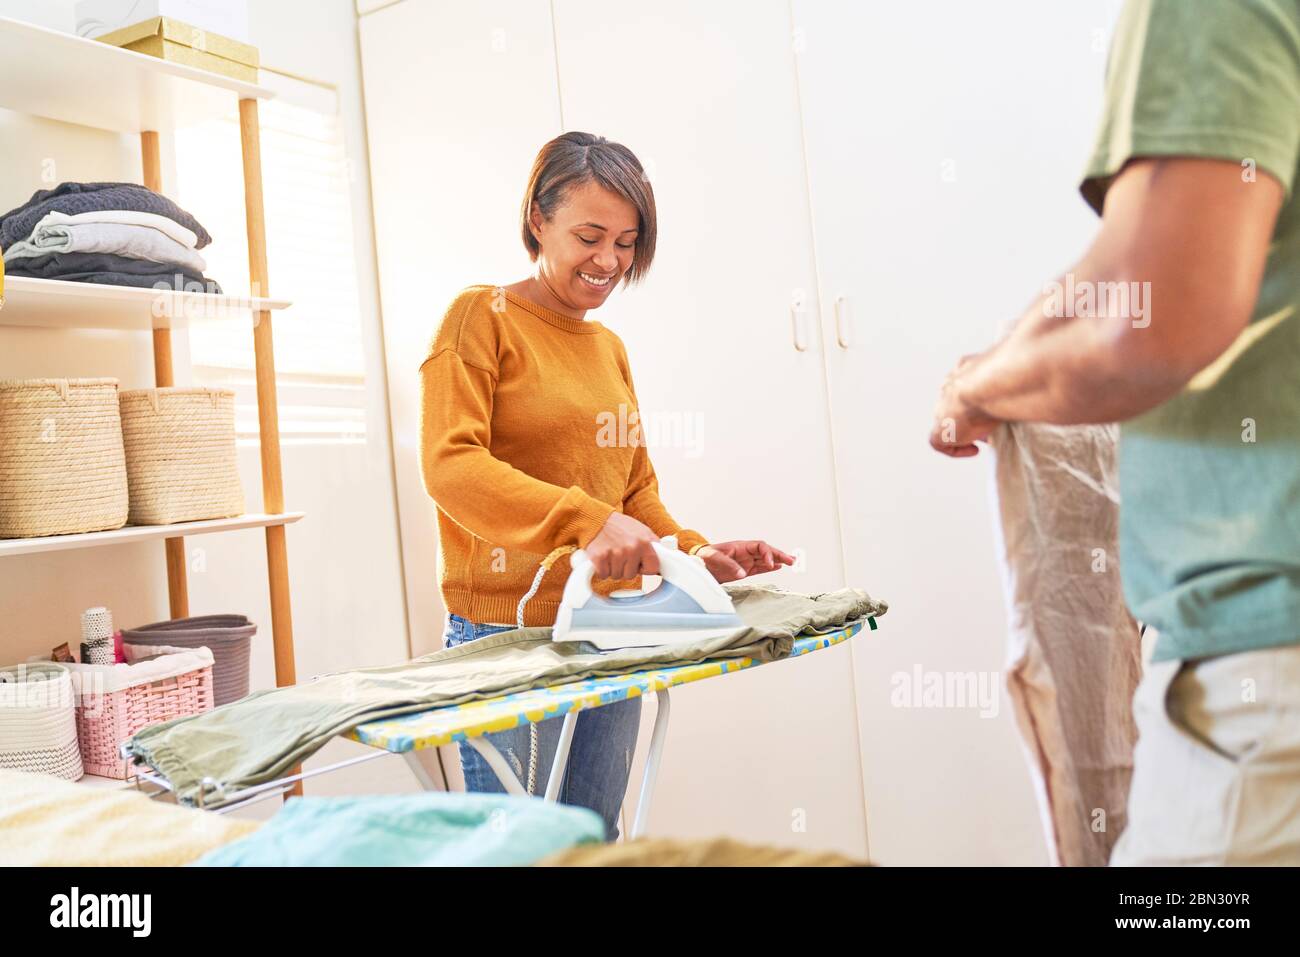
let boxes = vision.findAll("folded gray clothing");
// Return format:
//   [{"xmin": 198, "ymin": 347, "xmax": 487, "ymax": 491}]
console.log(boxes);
[
  {"xmin": 4, "ymin": 220, "xmax": 207, "ymax": 273},
  {"xmin": 125, "ymin": 583, "xmax": 887, "ymax": 807},
  {"xmin": 0, "ymin": 181, "xmax": 211, "ymax": 250},
  {"xmin": 5, "ymin": 251, "xmax": 221, "ymax": 293}
]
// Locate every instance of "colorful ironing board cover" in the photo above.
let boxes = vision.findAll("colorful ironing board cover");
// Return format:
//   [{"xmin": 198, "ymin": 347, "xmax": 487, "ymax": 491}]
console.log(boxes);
[{"xmin": 347, "ymin": 618, "xmax": 873, "ymax": 753}]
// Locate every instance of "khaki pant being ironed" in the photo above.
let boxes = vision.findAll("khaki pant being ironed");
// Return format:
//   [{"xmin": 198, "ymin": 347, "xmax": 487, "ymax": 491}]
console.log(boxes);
[{"xmin": 1111, "ymin": 642, "xmax": 1300, "ymax": 866}]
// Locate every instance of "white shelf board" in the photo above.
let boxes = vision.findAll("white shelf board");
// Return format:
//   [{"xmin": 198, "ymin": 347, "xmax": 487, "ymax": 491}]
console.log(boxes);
[
  {"xmin": 0, "ymin": 15, "xmax": 272, "ymax": 134},
  {"xmin": 0, "ymin": 512, "xmax": 305, "ymax": 558},
  {"xmin": 0, "ymin": 276, "xmax": 291, "ymax": 331}
]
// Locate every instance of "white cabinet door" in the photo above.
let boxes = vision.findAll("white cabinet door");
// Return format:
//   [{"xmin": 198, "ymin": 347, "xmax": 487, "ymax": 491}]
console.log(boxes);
[
  {"xmin": 794, "ymin": 0, "xmax": 1116, "ymax": 864},
  {"xmin": 553, "ymin": 0, "xmax": 866, "ymax": 855},
  {"xmin": 358, "ymin": 0, "xmax": 563, "ymax": 655}
]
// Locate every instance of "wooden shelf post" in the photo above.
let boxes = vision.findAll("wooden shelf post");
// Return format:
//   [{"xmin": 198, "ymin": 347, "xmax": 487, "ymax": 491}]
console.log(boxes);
[
  {"xmin": 239, "ymin": 96, "xmax": 301, "ymax": 798},
  {"xmin": 141, "ymin": 128, "xmax": 189, "ymax": 621},
  {"xmin": 237, "ymin": 98, "xmax": 297, "ymax": 691}
]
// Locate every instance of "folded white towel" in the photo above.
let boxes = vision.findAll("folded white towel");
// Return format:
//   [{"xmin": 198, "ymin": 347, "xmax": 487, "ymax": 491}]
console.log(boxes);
[
  {"xmin": 3, "ymin": 220, "xmax": 207, "ymax": 273},
  {"xmin": 32, "ymin": 209, "xmax": 199, "ymax": 249},
  {"xmin": 34, "ymin": 643, "xmax": 217, "ymax": 696}
]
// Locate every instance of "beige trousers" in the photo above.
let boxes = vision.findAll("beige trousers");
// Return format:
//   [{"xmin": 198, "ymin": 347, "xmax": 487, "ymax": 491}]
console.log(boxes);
[
  {"xmin": 991, "ymin": 422, "xmax": 1142, "ymax": 866},
  {"xmin": 1111, "ymin": 641, "xmax": 1300, "ymax": 866}
]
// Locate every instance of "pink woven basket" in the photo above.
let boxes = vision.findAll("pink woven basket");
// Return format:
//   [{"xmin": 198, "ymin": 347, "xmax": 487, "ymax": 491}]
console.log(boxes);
[{"xmin": 70, "ymin": 645, "xmax": 215, "ymax": 779}]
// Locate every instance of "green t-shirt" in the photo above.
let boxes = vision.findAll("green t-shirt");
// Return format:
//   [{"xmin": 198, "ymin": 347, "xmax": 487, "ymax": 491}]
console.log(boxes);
[{"xmin": 1082, "ymin": 0, "xmax": 1300, "ymax": 661}]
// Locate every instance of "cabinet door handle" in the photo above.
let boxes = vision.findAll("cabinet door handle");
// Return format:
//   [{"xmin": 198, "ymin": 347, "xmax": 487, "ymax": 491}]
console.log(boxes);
[
  {"xmin": 834, "ymin": 295, "xmax": 852, "ymax": 349},
  {"xmin": 791, "ymin": 289, "xmax": 808, "ymax": 352}
]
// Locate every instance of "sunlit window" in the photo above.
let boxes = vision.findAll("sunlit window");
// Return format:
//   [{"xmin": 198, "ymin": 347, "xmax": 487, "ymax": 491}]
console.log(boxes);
[{"xmin": 175, "ymin": 75, "xmax": 366, "ymax": 444}]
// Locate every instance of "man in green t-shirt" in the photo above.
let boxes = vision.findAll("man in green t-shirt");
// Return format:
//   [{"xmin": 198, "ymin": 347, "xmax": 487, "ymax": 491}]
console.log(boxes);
[{"xmin": 931, "ymin": 0, "xmax": 1300, "ymax": 865}]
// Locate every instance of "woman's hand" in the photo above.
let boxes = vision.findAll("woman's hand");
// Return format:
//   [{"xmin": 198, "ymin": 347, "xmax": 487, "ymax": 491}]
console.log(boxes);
[
  {"xmin": 584, "ymin": 512, "xmax": 661, "ymax": 580},
  {"xmin": 697, "ymin": 541, "xmax": 796, "ymax": 583}
]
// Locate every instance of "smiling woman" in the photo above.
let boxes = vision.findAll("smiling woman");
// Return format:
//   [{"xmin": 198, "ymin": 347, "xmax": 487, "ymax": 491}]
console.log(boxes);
[{"xmin": 416, "ymin": 131, "xmax": 793, "ymax": 839}]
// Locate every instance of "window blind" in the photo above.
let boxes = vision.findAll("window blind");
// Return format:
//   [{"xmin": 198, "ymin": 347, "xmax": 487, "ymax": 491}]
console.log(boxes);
[{"xmin": 175, "ymin": 75, "xmax": 367, "ymax": 444}]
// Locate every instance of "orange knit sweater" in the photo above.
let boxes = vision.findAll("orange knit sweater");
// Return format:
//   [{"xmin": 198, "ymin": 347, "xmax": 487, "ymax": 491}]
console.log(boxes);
[{"xmin": 419, "ymin": 285, "xmax": 708, "ymax": 627}]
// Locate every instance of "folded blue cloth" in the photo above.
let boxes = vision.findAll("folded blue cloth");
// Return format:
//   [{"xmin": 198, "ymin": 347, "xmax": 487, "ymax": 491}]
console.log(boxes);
[
  {"xmin": 0, "ymin": 182, "xmax": 212, "ymax": 251},
  {"xmin": 194, "ymin": 792, "xmax": 605, "ymax": 867},
  {"xmin": 4, "ymin": 251, "xmax": 220, "ymax": 293}
]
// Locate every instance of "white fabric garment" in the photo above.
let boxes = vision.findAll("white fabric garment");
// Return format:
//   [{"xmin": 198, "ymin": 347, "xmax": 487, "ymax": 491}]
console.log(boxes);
[
  {"xmin": 3, "ymin": 215, "xmax": 206, "ymax": 273},
  {"xmin": 22, "ymin": 209, "xmax": 199, "ymax": 249},
  {"xmin": 989, "ymin": 422, "xmax": 1142, "ymax": 867},
  {"xmin": 31, "ymin": 643, "xmax": 214, "ymax": 695}
]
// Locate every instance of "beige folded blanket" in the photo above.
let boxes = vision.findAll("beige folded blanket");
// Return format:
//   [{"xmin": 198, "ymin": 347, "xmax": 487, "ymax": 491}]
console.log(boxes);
[{"xmin": 0, "ymin": 769, "xmax": 258, "ymax": 866}]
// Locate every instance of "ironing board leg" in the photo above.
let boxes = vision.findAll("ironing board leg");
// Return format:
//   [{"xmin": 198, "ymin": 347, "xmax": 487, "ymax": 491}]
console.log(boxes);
[
  {"xmin": 467, "ymin": 736, "xmax": 529, "ymax": 797},
  {"xmin": 463, "ymin": 713, "xmax": 580, "ymax": 799},
  {"xmin": 402, "ymin": 750, "xmax": 441, "ymax": 791},
  {"xmin": 544, "ymin": 711, "xmax": 579, "ymax": 802},
  {"xmin": 631, "ymin": 688, "xmax": 671, "ymax": 840}
]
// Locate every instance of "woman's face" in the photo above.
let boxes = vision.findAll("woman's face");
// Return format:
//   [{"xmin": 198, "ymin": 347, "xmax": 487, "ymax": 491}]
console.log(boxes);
[{"xmin": 530, "ymin": 180, "xmax": 639, "ymax": 311}]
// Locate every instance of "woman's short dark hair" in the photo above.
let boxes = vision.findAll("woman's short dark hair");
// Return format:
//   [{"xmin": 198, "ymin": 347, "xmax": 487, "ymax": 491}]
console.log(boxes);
[{"xmin": 520, "ymin": 131, "xmax": 657, "ymax": 285}]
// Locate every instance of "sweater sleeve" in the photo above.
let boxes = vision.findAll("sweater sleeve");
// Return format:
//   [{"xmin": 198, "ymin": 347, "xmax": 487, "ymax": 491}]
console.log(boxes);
[{"xmin": 419, "ymin": 292, "xmax": 615, "ymax": 554}]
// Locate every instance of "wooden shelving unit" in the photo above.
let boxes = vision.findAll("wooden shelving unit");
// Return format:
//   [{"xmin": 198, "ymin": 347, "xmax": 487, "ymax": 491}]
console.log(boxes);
[{"xmin": 0, "ymin": 15, "xmax": 302, "ymax": 788}]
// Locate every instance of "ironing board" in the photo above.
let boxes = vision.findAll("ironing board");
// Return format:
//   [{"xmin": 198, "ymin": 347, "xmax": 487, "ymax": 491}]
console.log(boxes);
[
  {"xmin": 349, "ymin": 618, "xmax": 871, "ymax": 838},
  {"xmin": 129, "ymin": 619, "xmax": 872, "ymax": 824}
]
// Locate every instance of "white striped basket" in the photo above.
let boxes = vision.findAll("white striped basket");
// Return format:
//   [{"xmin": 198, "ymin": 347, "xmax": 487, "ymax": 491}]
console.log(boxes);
[
  {"xmin": 0, "ymin": 378, "xmax": 129, "ymax": 539},
  {"xmin": 0, "ymin": 662, "xmax": 84, "ymax": 781},
  {"xmin": 119, "ymin": 388, "xmax": 245, "ymax": 526}
]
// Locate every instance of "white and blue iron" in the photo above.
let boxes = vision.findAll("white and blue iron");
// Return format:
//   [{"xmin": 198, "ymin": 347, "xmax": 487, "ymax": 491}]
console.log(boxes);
[{"xmin": 552, "ymin": 536, "xmax": 744, "ymax": 650}]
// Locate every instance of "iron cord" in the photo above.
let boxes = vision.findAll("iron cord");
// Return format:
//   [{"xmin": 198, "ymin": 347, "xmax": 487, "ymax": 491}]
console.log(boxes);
[{"xmin": 517, "ymin": 545, "xmax": 576, "ymax": 795}]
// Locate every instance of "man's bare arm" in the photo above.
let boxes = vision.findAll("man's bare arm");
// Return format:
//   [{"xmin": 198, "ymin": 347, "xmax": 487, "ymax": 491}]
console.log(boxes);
[{"xmin": 946, "ymin": 158, "xmax": 1283, "ymax": 437}]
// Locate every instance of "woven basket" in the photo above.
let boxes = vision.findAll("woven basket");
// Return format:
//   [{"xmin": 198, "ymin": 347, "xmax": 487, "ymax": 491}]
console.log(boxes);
[
  {"xmin": 119, "ymin": 388, "xmax": 244, "ymax": 525},
  {"xmin": 0, "ymin": 378, "xmax": 128, "ymax": 539},
  {"xmin": 122, "ymin": 615, "xmax": 255, "ymax": 706},
  {"xmin": 61, "ymin": 643, "xmax": 215, "ymax": 780},
  {"xmin": 0, "ymin": 662, "xmax": 84, "ymax": 780}
]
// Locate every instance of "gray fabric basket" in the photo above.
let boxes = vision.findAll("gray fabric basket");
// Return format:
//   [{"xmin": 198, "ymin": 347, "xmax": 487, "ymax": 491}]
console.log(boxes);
[{"xmin": 121, "ymin": 615, "xmax": 255, "ymax": 706}]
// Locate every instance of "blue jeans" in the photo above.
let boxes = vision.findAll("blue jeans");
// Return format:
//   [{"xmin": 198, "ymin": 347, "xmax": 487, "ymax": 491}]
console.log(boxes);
[{"xmin": 444, "ymin": 614, "xmax": 642, "ymax": 842}]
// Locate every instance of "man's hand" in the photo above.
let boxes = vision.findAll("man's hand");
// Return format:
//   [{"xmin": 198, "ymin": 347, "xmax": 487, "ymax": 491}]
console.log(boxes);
[{"xmin": 930, "ymin": 354, "xmax": 1002, "ymax": 457}]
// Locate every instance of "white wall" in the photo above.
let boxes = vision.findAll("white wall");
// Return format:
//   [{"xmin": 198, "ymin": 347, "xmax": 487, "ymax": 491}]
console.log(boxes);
[{"xmin": 0, "ymin": 0, "xmax": 420, "ymax": 804}]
